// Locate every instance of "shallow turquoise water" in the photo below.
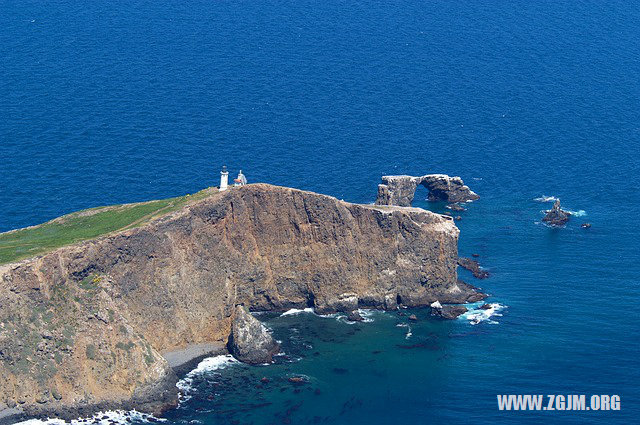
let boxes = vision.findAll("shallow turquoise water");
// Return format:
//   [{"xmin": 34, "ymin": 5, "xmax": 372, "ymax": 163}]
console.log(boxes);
[{"xmin": 2, "ymin": 0, "xmax": 639, "ymax": 423}]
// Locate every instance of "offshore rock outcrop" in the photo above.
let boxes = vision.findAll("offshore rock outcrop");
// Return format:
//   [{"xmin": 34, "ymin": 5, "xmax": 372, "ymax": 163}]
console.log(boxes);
[
  {"xmin": 375, "ymin": 174, "xmax": 479, "ymax": 207},
  {"xmin": 227, "ymin": 305, "xmax": 279, "ymax": 364},
  {"xmin": 0, "ymin": 183, "xmax": 482, "ymax": 422},
  {"xmin": 457, "ymin": 257, "xmax": 490, "ymax": 279},
  {"xmin": 431, "ymin": 304, "xmax": 468, "ymax": 320},
  {"xmin": 542, "ymin": 199, "xmax": 571, "ymax": 226},
  {"xmin": 346, "ymin": 311, "xmax": 364, "ymax": 322}
]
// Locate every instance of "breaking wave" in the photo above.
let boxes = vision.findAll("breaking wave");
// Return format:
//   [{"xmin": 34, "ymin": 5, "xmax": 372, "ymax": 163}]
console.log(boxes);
[
  {"xmin": 336, "ymin": 310, "xmax": 374, "ymax": 324},
  {"xmin": 15, "ymin": 410, "xmax": 164, "ymax": 425},
  {"xmin": 176, "ymin": 354, "xmax": 238, "ymax": 401},
  {"xmin": 356, "ymin": 309, "xmax": 377, "ymax": 322},
  {"xmin": 459, "ymin": 302, "xmax": 506, "ymax": 325},
  {"xmin": 281, "ymin": 307, "xmax": 379, "ymax": 322},
  {"xmin": 280, "ymin": 307, "xmax": 314, "ymax": 316}
]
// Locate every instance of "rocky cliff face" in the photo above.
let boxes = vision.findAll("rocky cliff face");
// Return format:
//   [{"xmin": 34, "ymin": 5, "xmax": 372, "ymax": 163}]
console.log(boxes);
[
  {"xmin": 375, "ymin": 174, "xmax": 479, "ymax": 207},
  {"xmin": 0, "ymin": 184, "xmax": 480, "ymax": 421}
]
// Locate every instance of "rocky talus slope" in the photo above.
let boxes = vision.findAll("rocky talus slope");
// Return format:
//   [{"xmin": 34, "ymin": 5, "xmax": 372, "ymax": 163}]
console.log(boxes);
[{"xmin": 0, "ymin": 184, "xmax": 481, "ymax": 421}]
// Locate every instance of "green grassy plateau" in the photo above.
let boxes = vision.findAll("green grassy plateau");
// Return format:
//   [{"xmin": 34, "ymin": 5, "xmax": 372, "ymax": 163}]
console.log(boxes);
[{"xmin": 0, "ymin": 187, "xmax": 214, "ymax": 265}]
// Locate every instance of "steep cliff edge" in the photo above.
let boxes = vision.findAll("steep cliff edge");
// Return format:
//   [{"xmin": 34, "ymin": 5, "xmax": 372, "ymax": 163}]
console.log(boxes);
[{"xmin": 0, "ymin": 184, "xmax": 481, "ymax": 421}]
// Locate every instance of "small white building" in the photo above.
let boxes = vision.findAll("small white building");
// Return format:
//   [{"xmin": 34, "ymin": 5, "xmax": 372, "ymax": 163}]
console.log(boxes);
[{"xmin": 234, "ymin": 170, "xmax": 247, "ymax": 187}]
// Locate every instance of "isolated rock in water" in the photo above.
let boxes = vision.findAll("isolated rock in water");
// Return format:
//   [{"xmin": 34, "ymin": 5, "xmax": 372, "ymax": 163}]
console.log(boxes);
[
  {"xmin": 457, "ymin": 257, "xmax": 490, "ymax": 279},
  {"xmin": 288, "ymin": 376, "xmax": 307, "ymax": 384},
  {"xmin": 375, "ymin": 174, "xmax": 479, "ymax": 207},
  {"xmin": 542, "ymin": 199, "xmax": 570, "ymax": 226},
  {"xmin": 346, "ymin": 310, "xmax": 364, "ymax": 322},
  {"xmin": 581, "ymin": 223, "xmax": 592, "ymax": 229},
  {"xmin": 408, "ymin": 314, "xmax": 418, "ymax": 321},
  {"xmin": 448, "ymin": 203, "xmax": 465, "ymax": 212},
  {"xmin": 228, "ymin": 305, "xmax": 279, "ymax": 365},
  {"xmin": 431, "ymin": 305, "xmax": 467, "ymax": 320}
]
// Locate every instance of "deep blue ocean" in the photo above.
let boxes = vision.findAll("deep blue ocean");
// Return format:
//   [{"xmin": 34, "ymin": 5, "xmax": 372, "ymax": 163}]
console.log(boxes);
[{"xmin": 2, "ymin": 1, "xmax": 639, "ymax": 424}]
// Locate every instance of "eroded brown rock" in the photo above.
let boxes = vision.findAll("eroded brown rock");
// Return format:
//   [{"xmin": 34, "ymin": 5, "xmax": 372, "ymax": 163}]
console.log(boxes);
[
  {"xmin": 0, "ymin": 183, "xmax": 482, "ymax": 420},
  {"xmin": 375, "ymin": 174, "xmax": 479, "ymax": 207},
  {"xmin": 431, "ymin": 305, "xmax": 468, "ymax": 320},
  {"xmin": 457, "ymin": 257, "xmax": 490, "ymax": 279}
]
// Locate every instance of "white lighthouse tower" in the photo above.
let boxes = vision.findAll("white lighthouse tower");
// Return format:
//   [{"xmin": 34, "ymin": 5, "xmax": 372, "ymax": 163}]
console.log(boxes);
[{"xmin": 219, "ymin": 165, "xmax": 229, "ymax": 191}]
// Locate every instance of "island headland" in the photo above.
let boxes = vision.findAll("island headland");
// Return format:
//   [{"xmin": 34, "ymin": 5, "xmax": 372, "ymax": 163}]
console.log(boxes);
[{"xmin": 0, "ymin": 181, "xmax": 484, "ymax": 423}]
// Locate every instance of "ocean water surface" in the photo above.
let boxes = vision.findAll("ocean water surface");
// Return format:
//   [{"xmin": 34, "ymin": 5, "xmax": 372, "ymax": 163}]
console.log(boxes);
[{"xmin": 2, "ymin": 1, "xmax": 639, "ymax": 424}]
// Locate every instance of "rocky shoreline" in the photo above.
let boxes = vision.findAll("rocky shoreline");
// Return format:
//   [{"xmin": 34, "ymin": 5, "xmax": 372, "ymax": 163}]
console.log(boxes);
[
  {"xmin": 162, "ymin": 342, "xmax": 227, "ymax": 375},
  {"xmin": 0, "ymin": 180, "xmax": 484, "ymax": 422}
]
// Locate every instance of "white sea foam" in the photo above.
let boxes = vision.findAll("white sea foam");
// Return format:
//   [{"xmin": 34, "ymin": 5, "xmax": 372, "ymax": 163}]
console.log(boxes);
[
  {"xmin": 566, "ymin": 209, "xmax": 587, "ymax": 217},
  {"xmin": 281, "ymin": 307, "xmax": 344, "ymax": 319},
  {"xmin": 356, "ymin": 309, "xmax": 376, "ymax": 322},
  {"xmin": 396, "ymin": 323, "xmax": 412, "ymax": 339},
  {"xmin": 280, "ymin": 307, "xmax": 314, "ymax": 316},
  {"xmin": 15, "ymin": 410, "xmax": 163, "ymax": 425},
  {"xmin": 335, "ymin": 309, "xmax": 375, "ymax": 324},
  {"xmin": 176, "ymin": 354, "xmax": 238, "ymax": 401},
  {"xmin": 459, "ymin": 302, "xmax": 506, "ymax": 325},
  {"xmin": 534, "ymin": 195, "xmax": 586, "ymax": 217},
  {"xmin": 186, "ymin": 354, "xmax": 237, "ymax": 376},
  {"xmin": 534, "ymin": 195, "xmax": 559, "ymax": 202}
]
